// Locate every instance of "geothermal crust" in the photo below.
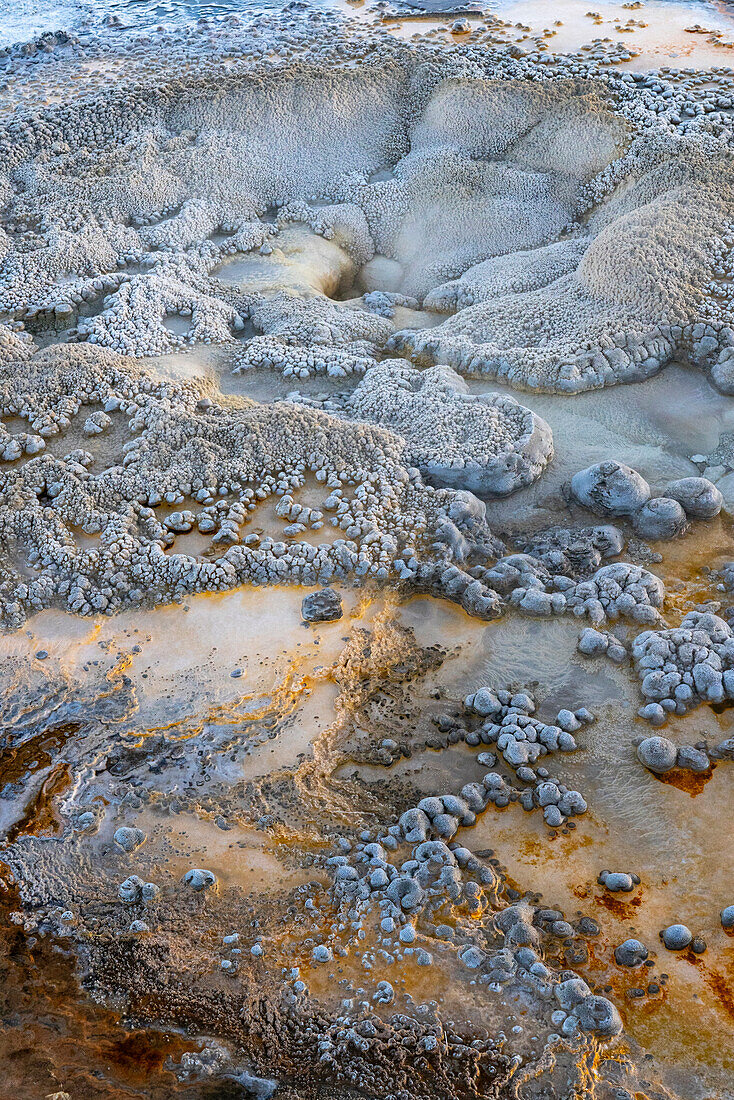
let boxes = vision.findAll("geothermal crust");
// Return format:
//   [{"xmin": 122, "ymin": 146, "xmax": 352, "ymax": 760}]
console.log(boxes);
[
  {"xmin": 0, "ymin": 27, "xmax": 733, "ymax": 630},
  {"xmin": 2, "ymin": 11, "xmax": 734, "ymax": 1100}
]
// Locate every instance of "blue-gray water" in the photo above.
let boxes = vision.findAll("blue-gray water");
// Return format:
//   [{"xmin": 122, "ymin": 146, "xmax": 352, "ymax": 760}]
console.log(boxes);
[{"xmin": 0, "ymin": 0, "xmax": 288, "ymax": 48}]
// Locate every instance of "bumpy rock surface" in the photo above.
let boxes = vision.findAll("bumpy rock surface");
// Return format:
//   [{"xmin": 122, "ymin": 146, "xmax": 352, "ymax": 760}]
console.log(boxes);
[
  {"xmin": 661, "ymin": 924, "xmax": 692, "ymax": 950},
  {"xmin": 632, "ymin": 611, "xmax": 734, "ymax": 720},
  {"xmin": 665, "ymin": 477, "xmax": 723, "ymax": 518},
  {"xmin": 0, "ymin": 344, "xmax": 512, "ymax": 627},
  {"xmin": 631, "ymin": 497, "xmax": 688, "ymax": 540},
  {"xmin": 570, "ymin": 462, "xmax": 651, "ymax": 516},
  {"xmin": 637, "ymin": 736, "xmax": 678, "ymax": 773},
  {"xmin": 614, "ymin": 938, "xmax": 648, "ymax": 966},
  {"xmin": 302, "ymin": 588, "xmax": 343, "ymax": 622},
  {"xmin": 328, "ymin": 360, "xmax": 553, "ymax": 497},
  {"xmin": 1, "ymin": 14, "xmax": 732, "ymax": 1100}
]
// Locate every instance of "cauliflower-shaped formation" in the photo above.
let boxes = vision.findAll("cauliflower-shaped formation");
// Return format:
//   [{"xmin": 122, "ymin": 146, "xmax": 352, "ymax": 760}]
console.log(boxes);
[
  {"xmin": 343, "ymin": 360, "xmax": 553, "ymax": 497},
  {"xmin": 566, "ymin": 562, "xmax": 664, "ymax": 625},
  {"xmin": 632, "ymin": 610, "xmax": 734, "ymax": 721}
]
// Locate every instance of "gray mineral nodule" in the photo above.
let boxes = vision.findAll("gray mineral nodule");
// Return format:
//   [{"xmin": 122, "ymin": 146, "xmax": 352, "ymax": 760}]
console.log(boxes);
[{"xmin": 301, "ymin": 587, "xmax": 343, "ymax": 622}]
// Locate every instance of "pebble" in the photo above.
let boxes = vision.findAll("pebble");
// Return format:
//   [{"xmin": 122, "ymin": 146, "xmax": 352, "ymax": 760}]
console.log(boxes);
[
  {"xmin": 614, "ymin": 939, "xmax": 649, "ymax": 967},
  {"xmin": 599, "ymin": 870, "xmax": 639, "ymax": 892},
  {"xmin": 631, "ymin": 497, "xmax": 687, "ymax": 541},
  {"xmin": 301, "ymin": 588, "xmax": 343, "ymax": 623},
  {"xmin": 183, "ymin": 868, "xmax": 217, "ymax": 892},
  {"xmin": 570, "ymin": 462, "xmax": 650, "ymax": 517},
  {"xmin": 665, "ymin": 477, "xmax": 723, "ymax": 519},
  {"xmin": 113, "ymin": 826, "xmax": 146, "ymax": 853},
  {"xmin": 637, "ymin": 736, "xmax": 677, "ymax": 773},
  {"xmin": 676, "ymin": 746, "xmax": 710, "ymax": 773},
  {"xmin": 661, "ymin": 924, "xmax": 693, "ymax": 950}
]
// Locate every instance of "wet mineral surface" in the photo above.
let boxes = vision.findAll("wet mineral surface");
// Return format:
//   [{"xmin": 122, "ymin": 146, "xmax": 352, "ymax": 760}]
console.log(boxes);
[{"xmin": 0, "ymin": 2, "xmax": 733, "ymax": 1098}]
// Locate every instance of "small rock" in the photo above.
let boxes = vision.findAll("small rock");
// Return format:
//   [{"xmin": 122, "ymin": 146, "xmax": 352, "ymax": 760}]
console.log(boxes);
[
  {"xmin": 665, "ymin": 477, "xmax": 723, "ymax": 519},
  {"xmin": 614, "ymin": 938, "xmax": 648, "ymax": 967},
  {"xmin": 570, "ymin": 461, "xmax": 650, "ymax": 516},
  {"xmin": 637, "ymin": 736, "xmax": 677, "ymax": 773},
  {"xmin": 599, "ymin": 870, "xmax": 638, "ymax": 892},
  {"xmin": 183, "ymin": 868, "xmax": 217, "ymax": 892},
  {"xmin": 632, "ymin": 497, "xmax": 687, "ymax": 541},
  {"xmin": 661, "ymin": 923, "xmax": 692, "ymax": 950},
  {"xmin": 544, "ymin": 805, "xmax": 563, "ymax": 828},
  {"xmin": 118, "ymin": 875, "xmax": 143, "ymax": 903},
  {"xmin": 301, "ymin": 587, "xmax": 342, "ymax": 623},
  {"xmin": 574, "ymin": 995, "xmax": 623, "ymax": 1037},
  {"xmin": 113, "ymin": 826, "xmax": 146, "ymax": 853},
  {"xmin": 676, "ymin": 746, "xmax": 709, "ymax": 773},
  {"xmin": 459, "ymin": 945, "xmax": 484, "ymax": 968}
]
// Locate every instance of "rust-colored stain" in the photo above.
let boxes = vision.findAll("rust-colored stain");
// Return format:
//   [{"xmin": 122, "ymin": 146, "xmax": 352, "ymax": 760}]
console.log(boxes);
[
  {"xmin": 0, "ymin": 862, "xmax": 200, "ymax": 1098},
  {"xmin": 594, "ymin": 891, "xmax": 643, "ymax": 918},
  {"xmin": 517, "ymin": 834, "xmax": 543, "ymax": 859},
  {"xmin": 7, "ymin": 761, "xmax": 72, "ymax": 842},
  {"xmin": 682, "ymin": 954, "xmax": 734, "ymax": 1024},
  {"xmin": 544, "ymin": 829, "xmax": 594, "ymax": 851},
  {"xmin": 0, "ymin": 722, "xmax": 79, "ymax": 787},
  {"xmin": 652, "ymin": 765, "xmax": 715, "ymax": 797},
  {"xmin": 98, "ymin": 1030, "xmax": 177, "ymax": 1076},
  {"xmin": 704, "ymin": 969, "xmax": 734, "ymax": 1024},
  {"xmin": 1, "ymin": 722, "xmax": 81, "ymax": 842}
]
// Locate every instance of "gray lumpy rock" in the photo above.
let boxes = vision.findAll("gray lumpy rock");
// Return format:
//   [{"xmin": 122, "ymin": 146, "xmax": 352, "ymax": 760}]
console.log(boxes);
[
  {"xmin": 614, "ymin": 938, "xmax": 648, "ymax": 967},
  {"xmin": 632, "ymin": 611, "xmax": 734, "ymax": 717},
  {"xmin": 631, "ymin": 497, "xmax": 688, "ymax": 540},
  {"xmin": 183, "ymin": 868, "xmax": 217, "ymax": 892},
  {"xmin": 570, "ymin": 462, "xmax": 651, "ymax": 516},
  {"xmin": 555, "ymin": 977, "xmax": 591, "ymax": 1011},
  {"xmin": 665, "ymin": 477, "xmax": 723, "ymax": 518},
  {"xmin": 343, "ymin": 361, "xmax": 553, "ymax": 497},
  {"xmin": 119, "ymin": 875, "xmax": 144, "ymax": 903},
  {"xmin": 113, "ymin": 826, "xmax": 146, "ymax": 853},
  {"xmin": 637, "ymin": 736, "xmax": 677, "ymax": 773},
  {"xmin": 676, "ymin": 746, "xmax": 710, "ymax": 773},
  {"xmin": 599, "ymin": 870, "xmax": 638, "ymax": 892},
  {"xmin": 661, "ymin": 923, "xmax": 692, "ymax": 950},
  {"xmin": 301, "ymin": 588, "xmax": 343, "ymax": 623},
  {"xmin": 573, "ymin": 995, "xmax": 623, "ymax": 1037}
]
